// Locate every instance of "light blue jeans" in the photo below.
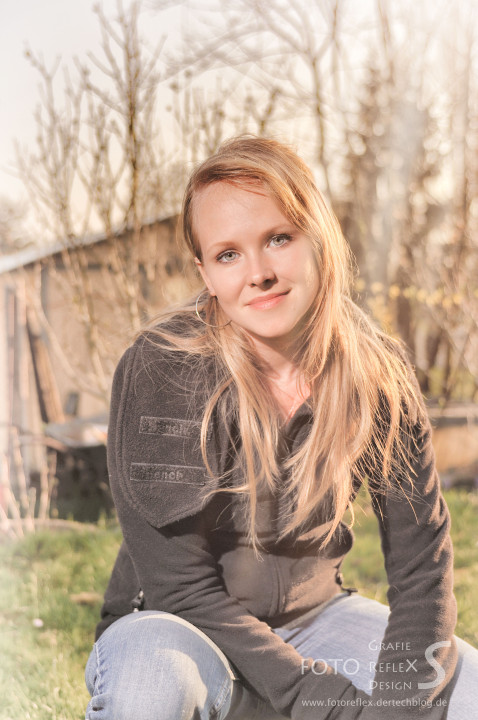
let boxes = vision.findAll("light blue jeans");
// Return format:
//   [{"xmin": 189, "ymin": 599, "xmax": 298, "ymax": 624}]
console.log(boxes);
[{"xmin": 85, "ymin": 593, "xmax": 478, "ymax": 719}]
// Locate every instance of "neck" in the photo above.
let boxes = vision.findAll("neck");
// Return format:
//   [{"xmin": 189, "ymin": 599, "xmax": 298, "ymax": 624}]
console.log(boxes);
[
  {"xmin": 246, "ymin": 333, "xmax": 299, "ymax": 382},
  {"xmin": 246, "ymin": 333, "xmax": 310, "ymax": 421}
]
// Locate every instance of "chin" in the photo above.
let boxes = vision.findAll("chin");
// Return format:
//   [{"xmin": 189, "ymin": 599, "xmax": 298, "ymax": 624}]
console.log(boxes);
[{"xmin": 246, "ymin": 325, "xmax": 296, "ymax": 342}]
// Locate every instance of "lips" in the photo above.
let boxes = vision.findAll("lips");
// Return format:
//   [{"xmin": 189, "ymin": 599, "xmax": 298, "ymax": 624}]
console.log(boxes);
[{"xmin": 246, "ymin": 290, "xmax": 290, "ymax": 309}]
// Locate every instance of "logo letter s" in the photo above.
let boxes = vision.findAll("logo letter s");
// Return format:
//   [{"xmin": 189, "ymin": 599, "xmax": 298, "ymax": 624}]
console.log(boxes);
[{"xmin": 418, "ymin": 641, "xmax": 451, "ymax": 689}]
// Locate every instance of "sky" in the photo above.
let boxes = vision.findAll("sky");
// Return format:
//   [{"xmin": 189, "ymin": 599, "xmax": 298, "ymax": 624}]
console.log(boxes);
[
  {"xmin": 2, "ymin": 0, "xmax": 475, "ymax": 223},
  {"xmin": 0, "ymin": 0, "xmax": 376, "ymax": 215},
  {"xmin": 0, "ymin": 0, "xmax": 176, "ymax": 205}
]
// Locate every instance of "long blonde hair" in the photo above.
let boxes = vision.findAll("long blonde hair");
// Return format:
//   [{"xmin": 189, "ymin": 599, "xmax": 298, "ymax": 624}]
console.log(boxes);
[{"xmin": 145, "ymin": 135, "xmax": 425, "ymax": 547}]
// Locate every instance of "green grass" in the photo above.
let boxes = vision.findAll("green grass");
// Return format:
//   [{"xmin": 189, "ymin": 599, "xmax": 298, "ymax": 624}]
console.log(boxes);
[
  {"xmin": 0, "ymin": 523, "xmax": 122, "ymax": 720},
  {"xmin": 0, "ymin": 490, "xmax": 477, "ymax": 720}
]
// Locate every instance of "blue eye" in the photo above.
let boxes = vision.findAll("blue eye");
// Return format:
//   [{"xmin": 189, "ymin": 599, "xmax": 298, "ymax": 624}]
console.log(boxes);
[
  {"xmin": 269, "ymin": 233, "xmax": 292, "ymax": 248},
  {"xmin": 217, "ymin": 250, "xmax": 238, "ymax": 263}
]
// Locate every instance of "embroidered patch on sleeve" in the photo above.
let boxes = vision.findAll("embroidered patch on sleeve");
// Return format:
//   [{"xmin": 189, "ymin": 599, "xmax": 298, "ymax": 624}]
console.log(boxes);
[
  {"xmin": 139, "ymin": 416, "xmax": 201, "ymax": 439},
  {"xmin": 130, "ymin": 462, "xmax": 206, "ymax": 486}
]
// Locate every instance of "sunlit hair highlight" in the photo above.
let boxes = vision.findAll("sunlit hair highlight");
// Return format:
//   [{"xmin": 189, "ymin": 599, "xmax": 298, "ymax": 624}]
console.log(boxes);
[{"xmin": 144, "ymin": 135, "xmax": 426, "ymax": 549}]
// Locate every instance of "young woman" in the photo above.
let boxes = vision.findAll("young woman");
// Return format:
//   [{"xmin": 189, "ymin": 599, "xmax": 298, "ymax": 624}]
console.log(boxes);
[{"xmin": 85, "ymin": 136, "xmax": 477, "ymax": 719}]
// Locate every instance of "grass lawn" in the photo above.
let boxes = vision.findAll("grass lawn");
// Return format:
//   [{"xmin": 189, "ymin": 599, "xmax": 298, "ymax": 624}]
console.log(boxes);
[{"xmin": 0, "ymin": 489, "xmax": 477, "ymax": 720}]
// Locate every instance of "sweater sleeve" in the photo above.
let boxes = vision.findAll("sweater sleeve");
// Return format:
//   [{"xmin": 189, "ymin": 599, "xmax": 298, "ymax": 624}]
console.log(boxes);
[
  {"xmin": 361, "ymin": 413, "xmax": 458, "ymax": 719},
  {"xmin": 106, "ymin": 343, "xmax": 369, "ymax": 720}
]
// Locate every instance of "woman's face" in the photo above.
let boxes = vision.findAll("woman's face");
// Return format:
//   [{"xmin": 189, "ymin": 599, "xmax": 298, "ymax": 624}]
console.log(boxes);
[{"xmin": 193, "ymin": 181, "xmax": 320, "ymax": 348}]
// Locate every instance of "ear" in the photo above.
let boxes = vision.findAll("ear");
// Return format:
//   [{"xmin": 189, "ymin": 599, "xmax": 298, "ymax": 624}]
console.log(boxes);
[{"xmin": 194, "ymin": 257, "xmax": 216, "ymax": 296}]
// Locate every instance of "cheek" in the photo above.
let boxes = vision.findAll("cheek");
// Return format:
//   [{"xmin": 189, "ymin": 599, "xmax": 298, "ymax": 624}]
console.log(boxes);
[
  {"xmin": 288, "ymin": 247, "xmax": 320, "ymax": 292},
  {"xmin": 207, "ymin": 269, "xmax": 243, "ymax": 302}
]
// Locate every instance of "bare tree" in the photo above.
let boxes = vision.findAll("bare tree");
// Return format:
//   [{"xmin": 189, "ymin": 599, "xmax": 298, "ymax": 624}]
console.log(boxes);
[
  {"xmin": 15, "ymin": 2, "xmax": 180, "ymax": 402},
  {"xmin": 172, "ymin": 0, "xmax": 354, "ymax": 197},
  {"xmin": 14, "ymin": 0, "xmax": 478, "ymax": 409},
  {"xmin": 0, "ymin": 198, "xmax": 33, "ymax": 255},
  {"xmin": 337, "ymin": 0, "xmax": 478, "ymax": 400}
]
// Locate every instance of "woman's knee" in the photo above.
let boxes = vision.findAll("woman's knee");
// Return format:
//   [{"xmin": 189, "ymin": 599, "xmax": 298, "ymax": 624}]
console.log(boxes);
[{"xmin": 85, "ymin": 611, "xmax": 233, "ymax": 720}]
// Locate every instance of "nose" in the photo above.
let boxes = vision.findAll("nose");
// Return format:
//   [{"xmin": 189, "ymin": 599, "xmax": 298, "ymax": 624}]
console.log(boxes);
[{"xmin": 248, "ymin": 256, "xmax": 276, "ymax": 288}]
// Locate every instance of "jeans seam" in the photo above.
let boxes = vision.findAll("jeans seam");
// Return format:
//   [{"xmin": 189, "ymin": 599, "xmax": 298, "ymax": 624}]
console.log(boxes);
[
  {"xmin": 210, "ymin": 674, "xmax": 233, "ymax": 717},
  {"xmin": 89, "ymin": 640, "xmax": 104, "ymax": 711}
]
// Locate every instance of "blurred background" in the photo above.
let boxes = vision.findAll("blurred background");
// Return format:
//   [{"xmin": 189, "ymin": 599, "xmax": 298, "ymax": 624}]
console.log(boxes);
[
  {"xmin": 0, "ymin": 1, "xmax": 477, "ymax": 716},
  {"xmin": 1, "ymin": 0, "xmax": 477, "ymax": 525}
]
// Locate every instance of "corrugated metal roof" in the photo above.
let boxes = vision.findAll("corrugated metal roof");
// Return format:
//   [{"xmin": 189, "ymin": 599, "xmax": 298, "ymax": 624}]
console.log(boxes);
[
  {"xmin": 0, "ymin": 231, "xmax": 106, "ymax": 275},
  {"xmin": 0, "ymin": 214, "xmax": 175, "ymax": 276}
]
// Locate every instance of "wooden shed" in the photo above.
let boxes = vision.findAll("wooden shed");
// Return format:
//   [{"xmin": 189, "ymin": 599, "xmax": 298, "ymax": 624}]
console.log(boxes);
[{"xmin": 0, "ymin": 217, "xmax": 198, "ymax": 529}]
